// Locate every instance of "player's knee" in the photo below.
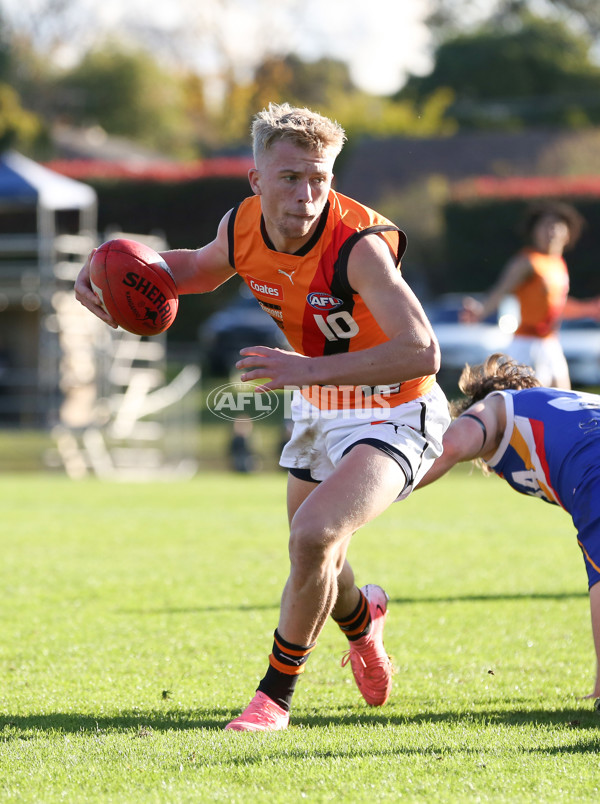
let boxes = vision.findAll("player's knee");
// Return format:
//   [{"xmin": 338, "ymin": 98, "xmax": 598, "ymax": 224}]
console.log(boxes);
[{"xmin": 288, "ymin": 516, "xmax": 337, "ymax": 570}]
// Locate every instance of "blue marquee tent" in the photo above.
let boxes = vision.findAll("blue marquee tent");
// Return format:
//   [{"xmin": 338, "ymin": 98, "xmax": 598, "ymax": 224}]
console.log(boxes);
[
  {"xmin": 0, "ymin": 149, "xmax": 97, "ymax": 214},
  {"xmin": 0, "ymin": 151, "xmax": 98, "ymax": 426}
]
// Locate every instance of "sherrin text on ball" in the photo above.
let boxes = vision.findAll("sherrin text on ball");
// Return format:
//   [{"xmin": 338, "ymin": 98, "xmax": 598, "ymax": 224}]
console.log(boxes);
[{"xmin": 89, "ymin": 238, "xmax": 179, "ymax": 336}]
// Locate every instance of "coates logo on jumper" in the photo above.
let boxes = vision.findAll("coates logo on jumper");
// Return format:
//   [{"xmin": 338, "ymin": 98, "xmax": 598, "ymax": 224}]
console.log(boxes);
[
  {"xmin": 206, "ymin": 382, "xmax": 280, "ymax": 421},
  {"xmin": 307, "ymin": 292, "xmax": 343, "ymax": 311},
  {"xmin": 248, "ymin": 277, "xmax": 284, "ymax": 301}
]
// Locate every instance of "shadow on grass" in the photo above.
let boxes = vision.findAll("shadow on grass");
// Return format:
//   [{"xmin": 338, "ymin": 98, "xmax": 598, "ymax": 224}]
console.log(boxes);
[
  {"xmin": 294, "ymin": 705, "xmax": 600, "ymax": 738},
  {"xmin": 117, "ymin": 590, "xmax": 588, "ymax": 617},
  {"xmin": 0, "ymin": 710, "xmax": 227, "ymax": 735},
  {"xmin": 1, "ymin": 704, "xmax": 598, "ymax": 744},
  {"xmin": 390, "ymin": 591, "xmax": 588, "ymax": 605},
  {"xmin": 116, "ymin": 603, "xmax": 280, "ymax": 615}
]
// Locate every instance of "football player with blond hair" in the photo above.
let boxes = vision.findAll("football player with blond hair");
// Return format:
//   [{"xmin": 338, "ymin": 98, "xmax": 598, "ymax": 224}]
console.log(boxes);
[{"xmin": 76, "ymin": 102, "xmax": 450, "ymax": 730}]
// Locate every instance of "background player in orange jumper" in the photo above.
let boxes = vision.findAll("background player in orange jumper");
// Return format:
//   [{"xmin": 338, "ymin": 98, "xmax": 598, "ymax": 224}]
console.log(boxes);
[
  {"xmin": 75, "ymin": 103, "xmax": 450, "ymax": 731},
  {"xmin": 461, "ymin": 201, "xmax": 600, "ymax": 388}
]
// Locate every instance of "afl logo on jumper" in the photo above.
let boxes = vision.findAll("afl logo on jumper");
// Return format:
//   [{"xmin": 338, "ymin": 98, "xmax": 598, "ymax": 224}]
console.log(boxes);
[
  {"xmin": 248, "ymin": 276, "xmax": 284, "ymax": 301},
  {"xmin": 307, "ymin": 292, "xmax": 343, "ymax": 311}
]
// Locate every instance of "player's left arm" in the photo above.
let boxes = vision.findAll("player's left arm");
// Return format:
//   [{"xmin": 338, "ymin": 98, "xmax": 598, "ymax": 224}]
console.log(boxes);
[
  {"xmin": 563, "ymin": 295, "xmax": 600, "ymax": 321},
  {"xmin": 237, "ymin": 232, "xmax": 439, "ymax": 390}
]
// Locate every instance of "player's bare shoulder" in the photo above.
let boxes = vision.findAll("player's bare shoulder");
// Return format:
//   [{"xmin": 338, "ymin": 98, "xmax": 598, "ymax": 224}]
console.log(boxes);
[
  {"xmin": 478, "ymin": 394, "xmax": 507, "ymax": 459},
  {"xmin": 503, "ymin": 251, "xmax": 536, "ymax": 285},
  {"xmin": 199, "ymin": 209, "xmax": 235, "ymax": 267},
  {"xmin": 346, "ymin": 231, "xmax": 402, "ymax": 293},
  {"xmin": 181, "ymin": 209, "xmax": 237, "ymax": 293}
]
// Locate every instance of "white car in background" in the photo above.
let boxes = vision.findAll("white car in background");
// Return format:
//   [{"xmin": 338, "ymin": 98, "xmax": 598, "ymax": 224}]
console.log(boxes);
[
  {"xmin": 559, "ymin": 318, "xmax": 600, "ymax": 387},
  {"xmin": 425, "ymin": 294, "xmax": 600, "ymax": 392}
]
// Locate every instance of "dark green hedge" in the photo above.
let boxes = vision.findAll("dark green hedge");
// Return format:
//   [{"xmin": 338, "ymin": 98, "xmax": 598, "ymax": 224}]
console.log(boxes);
[
  {"xmin": 91, "ymin": 175, "xmax": 249, "ymax": 249},
  {"xmin": 443, "ymin": 197, "xmax": 600, "ymax": 298}
]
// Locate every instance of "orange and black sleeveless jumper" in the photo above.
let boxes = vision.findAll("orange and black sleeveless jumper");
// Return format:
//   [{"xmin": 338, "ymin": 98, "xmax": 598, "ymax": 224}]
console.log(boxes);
[
  {"xmin": 227, "ymin": 189, "xmax": 435, "ymax": 409},
  {"xmin": 514, "ymin": 248, "xmax": 570, "ymax": 338}
]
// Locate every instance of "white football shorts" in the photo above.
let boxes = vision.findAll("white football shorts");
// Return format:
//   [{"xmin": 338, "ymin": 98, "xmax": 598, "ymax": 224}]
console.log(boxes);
[
  {"xmin": 506, "ymin": 334, "xmax": 570, "ymax": 387},
  {"xmin": 280, "ymin": 382, "xmax": 450, "ymax": 501}
]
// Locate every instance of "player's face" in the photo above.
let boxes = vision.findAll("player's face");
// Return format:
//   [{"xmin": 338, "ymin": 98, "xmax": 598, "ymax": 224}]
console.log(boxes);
[
  {"xmin": 249, "ymin": 140, "xmax": 335, "ymax": 253},
  {"xmin": 532, "ymin": 214, "xmax": 570, "ymax": 255}
]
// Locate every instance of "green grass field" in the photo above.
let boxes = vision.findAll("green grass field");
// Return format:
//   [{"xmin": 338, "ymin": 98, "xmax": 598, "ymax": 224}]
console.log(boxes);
[{"xmin": 1, "ymin": 467, "xmax": 599, "ymax": 803}]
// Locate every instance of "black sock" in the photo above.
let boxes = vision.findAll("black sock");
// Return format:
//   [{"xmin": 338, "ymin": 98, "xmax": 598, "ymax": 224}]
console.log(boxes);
[
  {"xmin": 332, "ymin": 588, "xmax": 371, "ymax": 641},
  {"xmin": 257, "ymin": 629, "xmax": 315, "ymax": 712}
]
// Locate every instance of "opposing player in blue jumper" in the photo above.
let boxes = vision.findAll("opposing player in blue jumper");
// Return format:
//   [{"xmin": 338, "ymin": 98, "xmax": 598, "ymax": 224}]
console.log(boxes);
[{"xmin": 418, "ymin": 353, "xmax": 600, "ymax": 700}]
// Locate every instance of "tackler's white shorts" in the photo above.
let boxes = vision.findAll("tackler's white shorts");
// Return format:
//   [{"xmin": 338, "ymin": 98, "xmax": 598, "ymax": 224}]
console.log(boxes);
[{"xmin": 280, "ymin": 382, "xmax": 450, "ymax": 501}]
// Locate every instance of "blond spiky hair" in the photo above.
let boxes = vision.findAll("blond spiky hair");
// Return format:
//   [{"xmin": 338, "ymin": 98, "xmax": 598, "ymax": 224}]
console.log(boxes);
[{"xmin": 251, "ymin": 102, "xmax": 346, "ymax": 162}]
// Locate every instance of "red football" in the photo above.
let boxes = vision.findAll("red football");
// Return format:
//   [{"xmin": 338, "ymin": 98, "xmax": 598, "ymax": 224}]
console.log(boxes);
[{"xmin": 89, "ymin": 238, "xmax": 179, "ymax": 336}]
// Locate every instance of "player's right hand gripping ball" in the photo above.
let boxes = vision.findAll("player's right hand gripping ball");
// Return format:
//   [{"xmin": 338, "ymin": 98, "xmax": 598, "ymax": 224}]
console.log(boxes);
[{"xmin": 90, "ymin": 238, "xmax": 179, "ymax": 336}]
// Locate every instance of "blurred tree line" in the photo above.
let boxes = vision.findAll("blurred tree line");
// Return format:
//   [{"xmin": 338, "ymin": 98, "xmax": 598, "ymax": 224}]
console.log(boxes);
[
  {"xmin": 403, "ymin": 2, "xmax": 600, "ymax": 129},
  {"xmin": 1, "ymin": 1, "xmax": 600, "ymax": 158}
]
